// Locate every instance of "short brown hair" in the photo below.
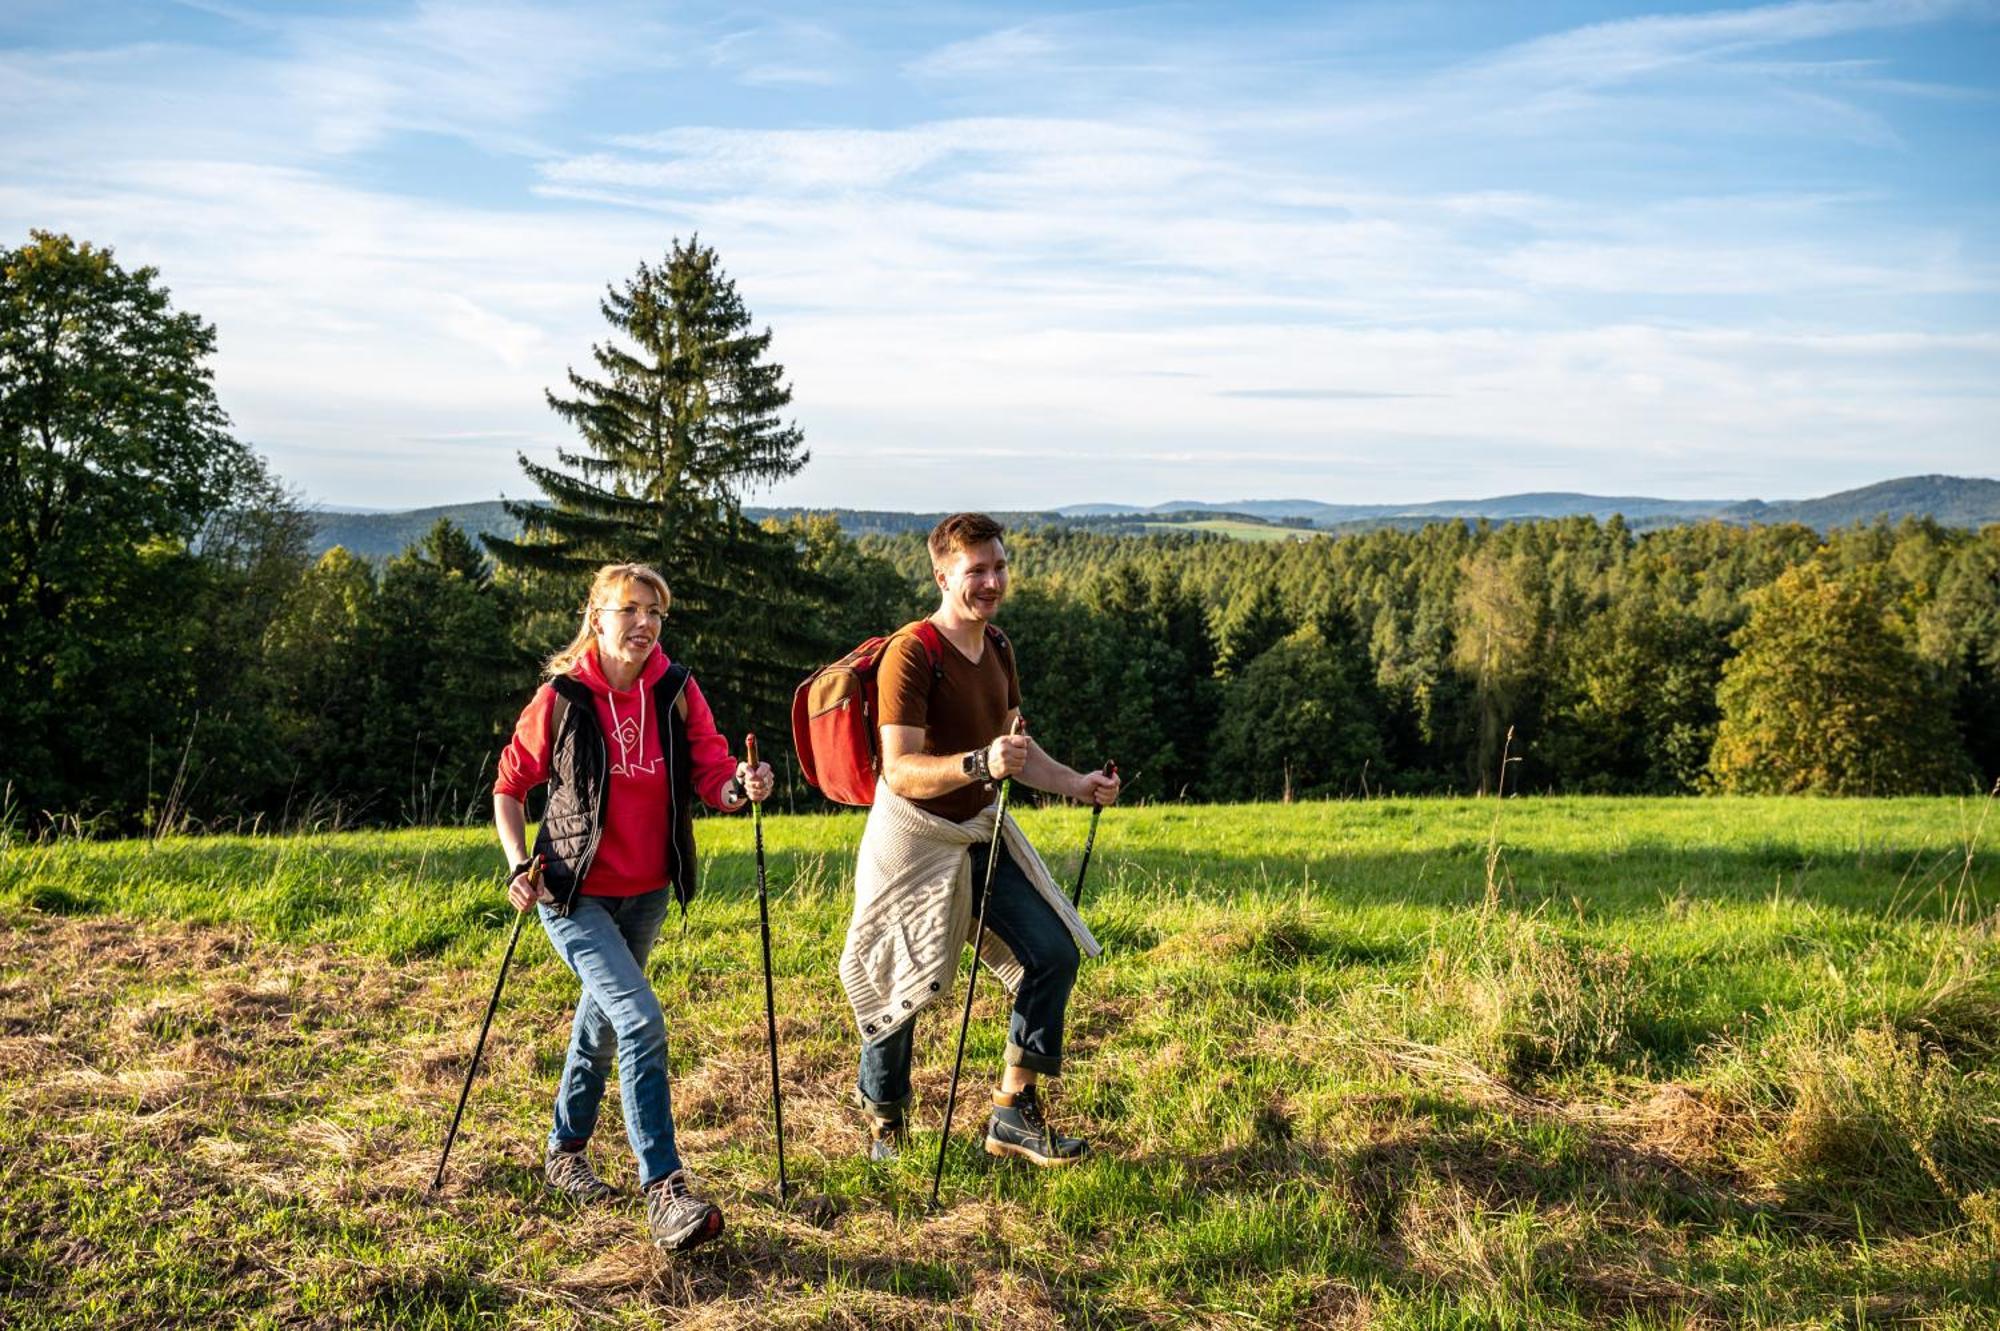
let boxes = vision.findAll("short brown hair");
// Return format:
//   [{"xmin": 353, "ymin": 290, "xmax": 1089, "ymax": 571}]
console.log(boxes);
[{"xmin": 928, "ymin": 512, "xmax": 1005, "ymax": 565}]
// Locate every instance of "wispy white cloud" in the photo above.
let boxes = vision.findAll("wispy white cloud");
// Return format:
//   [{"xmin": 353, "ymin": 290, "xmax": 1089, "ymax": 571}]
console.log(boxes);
[
  {"xmin": 905, "ymin": 24, "xmax": 1066, "ymax": 80},
  {"xmin": 280, "ymin": 0, "xmax": 675, "ymax": 155},
  {"xmin": 703, "ymin": 16, "xmax": 851, "ymax": 87}
]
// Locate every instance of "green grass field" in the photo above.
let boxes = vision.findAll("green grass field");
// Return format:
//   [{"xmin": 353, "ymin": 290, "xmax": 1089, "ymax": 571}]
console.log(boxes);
[
  {"xmin": 1137, "ymin": 520, "xmax": 1307, "ymax": 542},
  {"xmin": 3, "ymin": 797, "xmax": 1998, "ymax": 1329}
]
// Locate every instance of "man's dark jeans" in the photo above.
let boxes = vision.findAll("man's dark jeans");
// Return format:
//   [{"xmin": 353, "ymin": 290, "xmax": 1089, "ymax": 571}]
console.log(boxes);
[{"xmin": 857, "ymin": 838, "xmax": 1080, "ymax": 1113}]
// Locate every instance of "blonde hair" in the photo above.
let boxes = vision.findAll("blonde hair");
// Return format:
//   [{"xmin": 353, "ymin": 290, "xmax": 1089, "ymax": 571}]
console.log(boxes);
[{"xmin": 544, "ymin": 563, "xmax": 673, "ymax": 678}]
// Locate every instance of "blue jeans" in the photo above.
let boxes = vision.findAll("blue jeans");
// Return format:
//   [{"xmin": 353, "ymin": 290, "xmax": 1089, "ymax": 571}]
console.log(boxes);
[
  {"xmin": 538, "ymin": 888, "xmax": 681, "ymax": 1188},
  {"xmin": 858, "ymin": 838, "xmax": 1080, "ymax": 1113}
]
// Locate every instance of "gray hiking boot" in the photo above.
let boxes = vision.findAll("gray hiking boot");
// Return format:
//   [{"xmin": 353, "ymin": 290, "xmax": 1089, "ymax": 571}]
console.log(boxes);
[
  {"xmin": 984, "ymin": 1083, "xmax": 1087, "ymax": 1167},
  {"xmin": 645, "ymin": 1168, "xmax": 723, "ymax": 1253},
  {"xmin": 543, "ymin": 1144, "xmax": 615, "ymax": 1203}
]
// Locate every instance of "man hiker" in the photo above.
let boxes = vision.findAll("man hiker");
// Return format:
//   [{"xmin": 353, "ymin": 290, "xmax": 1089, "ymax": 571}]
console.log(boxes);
[{"xmin": 839, "ymin": 512, "xmax": 1121, "ymax": 1165}]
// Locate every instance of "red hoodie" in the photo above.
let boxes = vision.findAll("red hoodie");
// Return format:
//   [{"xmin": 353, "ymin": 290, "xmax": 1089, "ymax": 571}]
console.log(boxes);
[{"xmin": 495, "ymin": 647, "xmax": 740, "ymax": 897}]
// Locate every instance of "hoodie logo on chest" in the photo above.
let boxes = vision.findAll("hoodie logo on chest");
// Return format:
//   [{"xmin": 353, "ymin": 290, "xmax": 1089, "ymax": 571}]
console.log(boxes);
[{"xmin": 609, "ymin": 714, "xmax": 660, "ymax": 777}]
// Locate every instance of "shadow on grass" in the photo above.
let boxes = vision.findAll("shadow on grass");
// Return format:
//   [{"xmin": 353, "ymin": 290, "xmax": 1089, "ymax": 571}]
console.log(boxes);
[
  {"xmin": 1104, "ymin": 1103, "xmax": 1866, "ymax": 1327},
  {"xmin": 1059, "ymin": 844, "xmax": 1993, "ymax": 922}
]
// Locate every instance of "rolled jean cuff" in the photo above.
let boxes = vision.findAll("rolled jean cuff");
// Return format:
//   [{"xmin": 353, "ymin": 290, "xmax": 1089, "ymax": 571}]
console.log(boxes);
[
  {"xmin": 1005, "ymin": 1041, "xmax": 1061, "ymax": 1076},
  {"xmin": 854, "ymin": 1087, "xmax": 911, "ymax": 1119}
]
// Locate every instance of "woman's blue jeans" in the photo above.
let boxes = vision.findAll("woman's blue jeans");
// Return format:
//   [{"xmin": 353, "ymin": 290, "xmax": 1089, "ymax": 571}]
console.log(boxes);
[
  {"xmin": 857, "ymin": 838, "xmax": 1080, "ymax": 1114},
  {"xmin": 538, "ymin": 888, "xmax": 681, "ymax": 1189}
]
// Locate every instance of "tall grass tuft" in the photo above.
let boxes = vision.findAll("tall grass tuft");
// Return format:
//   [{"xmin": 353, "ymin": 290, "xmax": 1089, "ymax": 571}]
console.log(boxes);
[
  {"xmin": 1401, "ymin": 908, "xmax": 1645, "ymax": 1082},
  {"xmin": 1897, "ymin": 967, "xmax": 2000, "ymax": 1062},
  {"xmin": 1744, "ymin": 1021, "xmax": 2000, "ymax": 1232}
]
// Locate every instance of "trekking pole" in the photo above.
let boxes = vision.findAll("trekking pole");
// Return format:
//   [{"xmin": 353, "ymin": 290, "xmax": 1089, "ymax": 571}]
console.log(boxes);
[
  {"xmin": 746, "ymin": 734, "xmax": 789, "ymax": 1200},
  {"xmin": 430, "ymin": 856, "xmax": 540, "ymax": 1194},
  {"xmin": 931, "ymin": 716, "xmax": 1025, "ymax": 1208},
  {"xmin": 1069, "ymin": 760, "xmax": 1117, "ymax": 909}
]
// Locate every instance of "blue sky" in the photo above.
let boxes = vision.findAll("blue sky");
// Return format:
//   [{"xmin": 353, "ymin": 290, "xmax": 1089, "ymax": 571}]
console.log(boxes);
[{"xmin": 3, "ymin": 0, "xmax": 1995, "ymax": 510}]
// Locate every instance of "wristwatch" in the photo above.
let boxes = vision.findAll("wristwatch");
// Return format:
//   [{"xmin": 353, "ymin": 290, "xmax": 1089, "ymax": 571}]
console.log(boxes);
[
  {"xmin": 509, "ymin": 857, "xmax": 536, "ymax": 880},
  {"xmin": 723, "ymin": 776, "xmax": 748, "ymax": 805},
  {"xmin": 962, "ymin": 747, "xmax": 991, "ymax": 783}
]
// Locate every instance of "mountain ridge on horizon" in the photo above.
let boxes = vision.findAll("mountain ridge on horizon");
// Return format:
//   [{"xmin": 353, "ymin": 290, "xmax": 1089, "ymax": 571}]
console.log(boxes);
[{"xmin": 305, "ymin": 474, "xmax": 2000, "ymax": 560}]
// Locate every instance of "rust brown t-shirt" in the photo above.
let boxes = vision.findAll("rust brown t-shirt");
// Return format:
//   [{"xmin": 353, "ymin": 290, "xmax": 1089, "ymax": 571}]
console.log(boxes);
[{"xmin": 877, "ymin": 622, "xmax": 1020, "ymax": 823}]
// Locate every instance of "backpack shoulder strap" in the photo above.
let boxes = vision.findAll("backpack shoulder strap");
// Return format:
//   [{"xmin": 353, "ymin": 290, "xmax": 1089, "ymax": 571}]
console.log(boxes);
[
  {"xmin": 537, "ymin": 680, "xmax": 578, "ymax": 770},
  {"xmin": 905, "ymin": 619, "xmax": 943, "ymax": 666},
  {"xmin": 664, "ymin": 662, "xmax": 692, "ymax": 721},
  {"xmin": 901, "ymin": 618, "xmax": 947, "ymax": 683}
]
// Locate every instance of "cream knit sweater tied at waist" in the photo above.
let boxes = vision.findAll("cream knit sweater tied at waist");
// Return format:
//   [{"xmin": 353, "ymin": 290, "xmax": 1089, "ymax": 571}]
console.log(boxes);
[{"xmin": 839, "ymin": 782, "xmax": 1102, "ymax": 1042}]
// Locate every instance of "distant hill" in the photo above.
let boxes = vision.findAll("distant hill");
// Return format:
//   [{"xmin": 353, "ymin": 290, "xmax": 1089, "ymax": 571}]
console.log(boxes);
[
  {"xmin": 1714, "ymin": 475, "xmax": 2000, "ymax": 531},
  {"xmin": 309, "ymin": 475, "xmax": 1999, "ymax": 558},
  {"xmin": 305, "ymin": 502, "xmax": 1063, "ymax": 558},
  {"xmin": 1065, "ymin": 493, "xmax": 1734, "ymax": 524},
  {"xmin": 1059, "ymin": 478, "xmax": 1998, "ymax": 532},
  {"xmin": 308, "ymin": 501, "xmax": 520, "ymax": 559}
]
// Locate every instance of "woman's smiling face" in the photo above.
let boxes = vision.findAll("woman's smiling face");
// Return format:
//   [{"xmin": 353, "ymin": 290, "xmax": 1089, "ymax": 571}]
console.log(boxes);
[{"xmin": 593, "ymin": 579, "xmax": 664, "ymax": 673}]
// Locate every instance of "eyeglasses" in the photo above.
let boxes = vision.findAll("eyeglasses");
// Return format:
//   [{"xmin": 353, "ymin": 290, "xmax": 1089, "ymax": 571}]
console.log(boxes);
[{"xmin": 595, "ymin": 604, "xmax": 665, "ymax": 621}]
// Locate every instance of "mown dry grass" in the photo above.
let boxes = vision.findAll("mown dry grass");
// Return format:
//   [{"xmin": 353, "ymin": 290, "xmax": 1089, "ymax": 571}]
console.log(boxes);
[
  {"xmin": 3, "ymin": 797, "xmax": 1999, "ymax": 1328},
  {"xmin": 0, "ymin": 914, "xmax": 1096, "ymax": 1329}
]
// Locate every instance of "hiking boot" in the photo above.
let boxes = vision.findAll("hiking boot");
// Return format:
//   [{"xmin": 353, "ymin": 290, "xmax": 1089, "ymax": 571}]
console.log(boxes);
[
  {"xmin": 984, "ymin": 1082, "xmax": 1087, "ymax": 1167},
  {"xmin": 865, "ymin": 1111, "xmax": 906, "ymax": 1162},
  {"xmin": 645, "ymin": 1168, "xmax": 723, "ymax": 1253},
  {"xmin": 852, "ymin": 1089, "xmax": 907, "ymax": 1162},
  {"xmin": 543, "ymin": 1144, "xmax": 615, "ymax": 1203}
]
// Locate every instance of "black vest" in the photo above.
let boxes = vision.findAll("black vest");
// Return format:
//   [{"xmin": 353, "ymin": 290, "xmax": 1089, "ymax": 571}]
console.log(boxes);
[{"xmin": 533, "ymin": 663, "xmax": 698, "ymax": 915}]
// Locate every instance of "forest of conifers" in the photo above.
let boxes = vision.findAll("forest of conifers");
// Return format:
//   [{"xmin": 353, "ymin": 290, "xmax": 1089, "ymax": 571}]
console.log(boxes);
[
  {"xmin": 5, "ymin": 233, "xmax": 1994, "ymax": 834},
  {"xmin": 10, "ymin": 506, "xmax": 1994, "ymax": 836}
]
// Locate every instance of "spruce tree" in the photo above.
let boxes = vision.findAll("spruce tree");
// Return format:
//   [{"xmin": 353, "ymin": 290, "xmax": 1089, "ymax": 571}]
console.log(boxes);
[{"xmin": 486, "ymin": 237, "xmax": 829, "ymax": 730}]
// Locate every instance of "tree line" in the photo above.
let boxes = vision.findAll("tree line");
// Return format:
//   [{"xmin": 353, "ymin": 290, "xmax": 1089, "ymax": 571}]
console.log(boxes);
[
  {"xmin": 908, "ymin": 516, "xmax": 1998, "ymax": 802},
  {"xmin": 3, "ymin": 231, "xmax": 1995, "ymax": 836}
]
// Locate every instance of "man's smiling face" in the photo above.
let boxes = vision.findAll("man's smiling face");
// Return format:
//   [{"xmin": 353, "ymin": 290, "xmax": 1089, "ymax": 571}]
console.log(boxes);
[{"xmin": 935, "ymin": 538, "xmax": 1009, "ymax": 622}]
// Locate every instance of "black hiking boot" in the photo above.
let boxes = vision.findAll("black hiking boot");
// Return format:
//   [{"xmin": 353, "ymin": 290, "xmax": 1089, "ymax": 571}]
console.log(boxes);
[
  {"xmin": 645, "ymin": 1168, "xmax": 723, "ymax": 1253},
  {"xmin": 984, "ymin": 1082, "xmax": 1087, "ymax": 1167}
]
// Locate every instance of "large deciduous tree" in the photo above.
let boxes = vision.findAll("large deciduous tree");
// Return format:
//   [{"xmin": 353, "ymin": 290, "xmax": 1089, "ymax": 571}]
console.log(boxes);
[
  {"xmin": 486, "ymin": 237, "xmax": 830, "ymax": 730},
  {"xmin": 0, "ymin": 232, "xmax": 268, "ymax": 819},
  {"xmin": 1708, "ymin": 562, "xmax": 1968, "ymax": 795}
]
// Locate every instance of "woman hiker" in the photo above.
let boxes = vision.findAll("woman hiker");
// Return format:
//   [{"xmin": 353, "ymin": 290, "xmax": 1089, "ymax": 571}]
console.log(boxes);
[{"xmin": 493, "ymin": 561, "xmax": 773, "ymax": 1253}]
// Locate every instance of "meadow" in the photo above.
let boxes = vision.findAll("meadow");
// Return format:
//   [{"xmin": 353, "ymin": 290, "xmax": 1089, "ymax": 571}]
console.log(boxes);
[
  {"xmin": 2, "ymin": 796, "xmax": 1996, "ymax": 1329},
  {"xmin": 1135, "ymin": 519, "xmax": 1306, "ymax": 543}
]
